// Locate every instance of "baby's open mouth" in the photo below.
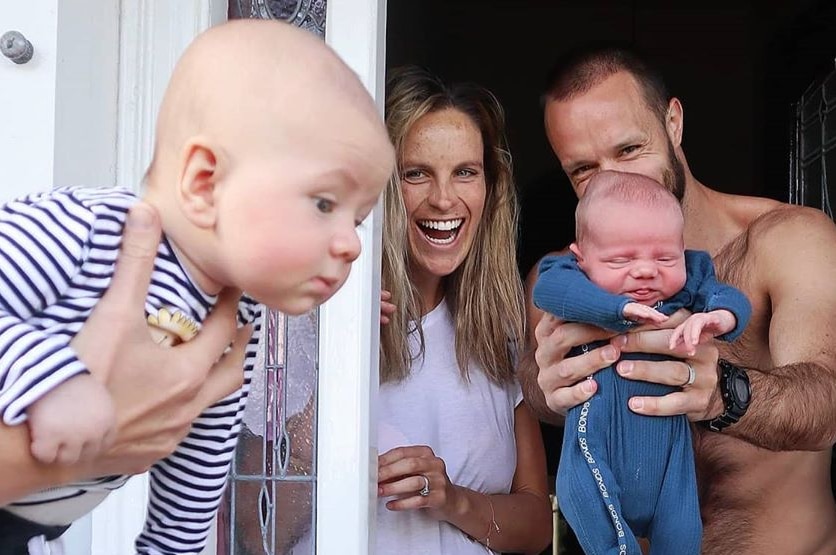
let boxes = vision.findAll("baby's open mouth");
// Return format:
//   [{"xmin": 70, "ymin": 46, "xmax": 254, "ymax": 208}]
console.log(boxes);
[{"xmin": 417, "ymin": 218, "xmax": 463, "ymax": 245}]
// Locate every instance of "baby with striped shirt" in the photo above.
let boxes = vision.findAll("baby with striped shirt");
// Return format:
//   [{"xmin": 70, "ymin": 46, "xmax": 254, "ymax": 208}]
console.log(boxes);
[{"xmin": 0, "ymin": 19, "xmax": 394, "ymax": 555}]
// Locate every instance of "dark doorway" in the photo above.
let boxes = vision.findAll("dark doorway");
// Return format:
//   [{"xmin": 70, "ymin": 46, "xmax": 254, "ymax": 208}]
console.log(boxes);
[
  {"xmin": 386, "ymin": 2, "xmax": 835, "ymax": 553},
  {"xmin": 386, "ymin": 0, "xmax": 834, "ymax": 275}
]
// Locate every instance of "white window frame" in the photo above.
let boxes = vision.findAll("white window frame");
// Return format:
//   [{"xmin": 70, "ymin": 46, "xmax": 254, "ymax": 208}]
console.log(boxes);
[{"xmin": 83, "ymin": 1, "xmax": 387, "ymax": 553}]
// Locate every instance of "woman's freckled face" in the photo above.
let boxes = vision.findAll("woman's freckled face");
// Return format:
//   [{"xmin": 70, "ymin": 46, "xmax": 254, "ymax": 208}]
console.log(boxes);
[{"xmin": 399, "ymin": 108, "xmax": 487, "ymax": 295}]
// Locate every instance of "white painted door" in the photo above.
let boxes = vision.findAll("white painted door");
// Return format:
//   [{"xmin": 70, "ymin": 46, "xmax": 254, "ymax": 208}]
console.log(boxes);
[
  {"xmin": 0, "ymin": 0, "xmax": 119, "ymax": 202},
  {"xmin": 0, "ymin": 1, "xmax": 120, "ymax": 554}
]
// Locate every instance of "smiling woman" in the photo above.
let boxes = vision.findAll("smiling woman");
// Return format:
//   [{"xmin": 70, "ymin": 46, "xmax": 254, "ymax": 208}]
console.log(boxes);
[
  {"xmin": 375, "ymin": 66, "xmax": 553, "ymax": 555},
  {"xmin": 399, "ymin": 107, "xmax": 487, "ymax": 306}
]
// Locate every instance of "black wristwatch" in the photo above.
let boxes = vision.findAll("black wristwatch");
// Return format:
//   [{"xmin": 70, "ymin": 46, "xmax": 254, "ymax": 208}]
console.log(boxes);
[{"xmin": 700, "ymin": 359, "xmax": 751, "ymax": 432}]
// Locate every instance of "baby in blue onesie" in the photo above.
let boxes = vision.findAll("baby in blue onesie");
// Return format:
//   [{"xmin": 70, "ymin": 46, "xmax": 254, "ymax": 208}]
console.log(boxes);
[{"xmin": 533, "ymin": 171, "xmax": 751, "ymax": 555}]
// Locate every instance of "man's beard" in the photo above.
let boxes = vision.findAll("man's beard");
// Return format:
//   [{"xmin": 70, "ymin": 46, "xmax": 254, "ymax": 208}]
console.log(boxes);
[{"xmin": 663, "ymin": 139, "xmax": 686, "ymax": 201}]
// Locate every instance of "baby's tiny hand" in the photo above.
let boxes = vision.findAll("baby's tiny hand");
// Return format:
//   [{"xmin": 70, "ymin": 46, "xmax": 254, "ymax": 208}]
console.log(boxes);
[
  {"xmin": 622, "ymin": 302, "xmax": 668, "ymax": 325},
  {"xmin": 27, "ymin": 373, "xmax": 116, "ymax": 465},
  {"xmin": 669, "ymin": 309, "xmax": 737, "ymax": 355}
]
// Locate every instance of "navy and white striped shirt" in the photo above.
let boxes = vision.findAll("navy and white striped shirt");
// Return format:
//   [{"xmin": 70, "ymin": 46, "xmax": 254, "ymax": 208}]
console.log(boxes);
[{"xmin": 0, "ymin": 187, "xmax": 262, "ymax": 554}]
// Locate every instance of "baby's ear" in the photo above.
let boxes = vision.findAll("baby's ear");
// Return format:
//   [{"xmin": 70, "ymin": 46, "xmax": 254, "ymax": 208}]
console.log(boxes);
[
  {"xmin": 177, "ymin": 138, "xmax": 220, "ymax": 228},
  {"xmin": 569, "ymin": 242, "xmax": 583, "ymax": 261}
]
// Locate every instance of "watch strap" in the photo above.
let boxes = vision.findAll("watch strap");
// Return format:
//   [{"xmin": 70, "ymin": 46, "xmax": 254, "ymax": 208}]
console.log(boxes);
[{"xmin": 700, "ymin": 359, "xmax": 749, "ymax": 433}]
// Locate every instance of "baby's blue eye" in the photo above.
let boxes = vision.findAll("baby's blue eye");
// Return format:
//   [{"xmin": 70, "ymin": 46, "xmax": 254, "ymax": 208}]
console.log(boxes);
[{"xmin": 316, "ymin": 198, "xmax": 335, "ymax": 213}]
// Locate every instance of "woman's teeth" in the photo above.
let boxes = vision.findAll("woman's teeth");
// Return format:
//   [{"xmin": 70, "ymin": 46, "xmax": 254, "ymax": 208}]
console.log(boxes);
[
  {"xmin": 418, "ymin": 218, "xmax": 463, "ymax": 245},
  {"xmin": 419, "ymin": 218, "xmax": 463, "ymax": 231}
]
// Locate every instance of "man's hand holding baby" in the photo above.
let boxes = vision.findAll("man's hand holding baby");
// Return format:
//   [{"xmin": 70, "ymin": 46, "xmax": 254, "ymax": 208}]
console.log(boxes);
[
  {"xmin": 614, "ymin": 328, "xmax": 723, "ymax": 422},
  {"xmin": 535, "ymin": 308, "xmax": 725, "ymax": 422}
]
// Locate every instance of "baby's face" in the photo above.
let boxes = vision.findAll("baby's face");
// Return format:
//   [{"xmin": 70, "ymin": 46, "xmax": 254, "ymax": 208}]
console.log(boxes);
[
  {"xmin": 210, "ymin": 127, "xmax": 393, "ymax": 315},
  {"xmin": 575, "ymin": 204, "xmax": 686, "ymax": 306}
]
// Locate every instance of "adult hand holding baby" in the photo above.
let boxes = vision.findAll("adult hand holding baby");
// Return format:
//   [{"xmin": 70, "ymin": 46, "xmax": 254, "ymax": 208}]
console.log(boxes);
[
  {"xmin": 0, "ymin": 202, "xmax": 249, "ymax": 504},
  {"xmin": 614, "ymin": 325, "xmax": 721, "ymax": 422},
  {"xmin": 73, "ymin": 202, "xmax": 252, "ymax": 477},
  {"xmin": 534, "ymin": 309, "xmax": 707, "ymax": 417}
]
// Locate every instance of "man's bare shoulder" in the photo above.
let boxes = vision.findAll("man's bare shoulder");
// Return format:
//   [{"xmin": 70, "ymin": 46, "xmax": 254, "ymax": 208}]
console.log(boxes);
[
  {"xmin": 747, "ymin": 203, "xmax": 835, "ymax": 247},
  {"xmin": 735, "ymin": 204, "xmax": 836, "ymax": 292},
  {"xmin": 714, "ymin": 200, "xmax": 833, "ymax": 287},
  {"xmin": 716, "ymin": 190, "xmax": 786, "ymax": 225}
]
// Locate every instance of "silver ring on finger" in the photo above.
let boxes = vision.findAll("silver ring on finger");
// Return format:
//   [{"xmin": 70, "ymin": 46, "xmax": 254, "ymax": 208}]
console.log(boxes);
[
  {"xmin": 681, "ymin": 362, "xmax": 696, "ymax": 387},
  {"xmin": 418, "ymin": 475, "xmax": 430, "ymax": 497}
]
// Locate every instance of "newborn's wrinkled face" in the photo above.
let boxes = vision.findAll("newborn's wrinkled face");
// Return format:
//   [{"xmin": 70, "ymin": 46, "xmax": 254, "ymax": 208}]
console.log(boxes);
[
  {"xmin": 575, "ymin": 202, "xmax": 687, "ymax": 306},
  {"xmin": 399, "ymin": 108, "xmax": 487, "ymax": 292}
]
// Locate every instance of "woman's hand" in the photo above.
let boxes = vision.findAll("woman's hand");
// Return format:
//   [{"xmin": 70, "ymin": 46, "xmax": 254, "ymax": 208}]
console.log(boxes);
[
  {"xmin": 377, "ymin": 445, "xmax": 460, "ymax": 521},
  {"xmin": 380, "ymin": 289, "xmax": 396, "ymax": 325}
]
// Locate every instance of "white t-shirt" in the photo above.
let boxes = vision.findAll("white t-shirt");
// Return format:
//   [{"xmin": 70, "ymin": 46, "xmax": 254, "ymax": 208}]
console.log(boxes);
[{"xmin": 376, "ymin": 300, "xmax": 523, "ymax": 554}]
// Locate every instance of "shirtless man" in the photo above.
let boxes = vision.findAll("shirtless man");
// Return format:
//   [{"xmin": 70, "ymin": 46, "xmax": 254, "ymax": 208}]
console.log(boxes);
[{"xmin": 519, "ymin": 46, "xmax": 836, "ymax": 554}]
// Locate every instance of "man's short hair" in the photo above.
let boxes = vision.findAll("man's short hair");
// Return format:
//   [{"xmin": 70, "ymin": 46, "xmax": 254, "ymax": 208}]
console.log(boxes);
[{"xmin": 542, "ymin": 43, "xmax": 670, "ymax": 125}]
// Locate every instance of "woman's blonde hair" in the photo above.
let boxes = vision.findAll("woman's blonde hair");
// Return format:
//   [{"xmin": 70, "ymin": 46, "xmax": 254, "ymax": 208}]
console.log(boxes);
[{"xmin": 380, "ymin": 66, "xmax": 525, "ymax": 385}]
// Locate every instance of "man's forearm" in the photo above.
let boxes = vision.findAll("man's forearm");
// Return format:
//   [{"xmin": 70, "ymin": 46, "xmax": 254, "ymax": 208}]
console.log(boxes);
[
  {"xmin": 0, "ymin": 424, "xmax": 74, "ymax": 505},
  {"xmin": 517, "ymin": 350, "xmax": 564, "ymax": 427},
  {"xmin": 732, "ymin": 361, "xmax": 836, "ymax": 451}
]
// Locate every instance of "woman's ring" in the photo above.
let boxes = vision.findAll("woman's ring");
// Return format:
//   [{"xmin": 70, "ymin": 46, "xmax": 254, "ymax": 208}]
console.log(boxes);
[
  {"xmin": 418, "ymin": 475, "xmax": 430, "ymax": 497},
  {"xmin": 681, "ymin": 363, "xmax": 696, "ymax": 387}
]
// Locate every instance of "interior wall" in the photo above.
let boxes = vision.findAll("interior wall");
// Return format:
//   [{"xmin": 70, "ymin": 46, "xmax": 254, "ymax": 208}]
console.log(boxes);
[{"xmin": 386, "ymin": 0, "xmax": 834, "ymax": 278}]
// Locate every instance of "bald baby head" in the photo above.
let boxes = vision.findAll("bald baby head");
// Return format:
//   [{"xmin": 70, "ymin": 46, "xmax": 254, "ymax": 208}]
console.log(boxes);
[
  {"xmin": 147, "ymin": 19, "xmax": 391, "ymax": 184},
  {"xmin": 141, "ymin": 20, "xmax": 395, "ymax": 313},
  {"xmin": 575, "ymin": 170, "xmax": 683, "ymax": 246}
]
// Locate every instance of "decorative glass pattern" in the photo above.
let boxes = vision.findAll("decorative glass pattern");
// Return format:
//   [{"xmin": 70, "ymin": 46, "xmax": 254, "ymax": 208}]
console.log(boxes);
[
  {"xmin": 790, "ymin": 65, "xmax": 836, "ymax": 220},
  {"xmin": 217, "ymin": 309, "xmax": 319, "ymax": 555},
  {"xmin": 229, "ymin": 0, "xmax": 327, "ymax": 38}
]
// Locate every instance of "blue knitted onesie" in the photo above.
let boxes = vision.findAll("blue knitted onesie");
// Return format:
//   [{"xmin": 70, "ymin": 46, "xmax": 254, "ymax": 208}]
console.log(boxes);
[{"xmin": 533, "ymin": 250, "xmax": 751, "ymax": 555}]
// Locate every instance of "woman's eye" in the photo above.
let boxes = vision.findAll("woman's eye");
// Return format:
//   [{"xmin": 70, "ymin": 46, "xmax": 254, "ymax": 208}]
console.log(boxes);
[
  {"xmin": 456, "ymin": 168, "xmax": 476, "ymax": 178},
  {"xmin": 403, "ymin": 169, "xmax": 425, "ymax": 181},
  {"xmin": 316, "ymin": 198, "xmax": 335, "ymax": 213}
]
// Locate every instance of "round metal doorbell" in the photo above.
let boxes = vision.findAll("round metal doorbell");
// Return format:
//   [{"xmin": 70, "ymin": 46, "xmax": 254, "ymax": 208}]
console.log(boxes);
[{"xmin": 1, "ymin": 31, "xmax": 34, "ymax": 65}]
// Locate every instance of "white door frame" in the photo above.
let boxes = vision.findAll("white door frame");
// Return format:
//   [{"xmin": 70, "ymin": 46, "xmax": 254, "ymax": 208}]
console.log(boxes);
[
  {"xmin": 88, "ymin": 1, "xmax": 387, "ymax": 553},
  {"xmin": 317, "ymin": 2, "xmax": 387, "ymax": 553}
]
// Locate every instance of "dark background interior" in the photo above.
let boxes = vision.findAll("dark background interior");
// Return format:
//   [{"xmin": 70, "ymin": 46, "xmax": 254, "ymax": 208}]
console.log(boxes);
[
  {"xmin": 386, "ymin": 2, "xmax": 835, "ymax": 552},
  {"xmin": 386, "ymin": 0, "xmax": 836, "ymax": 279}
]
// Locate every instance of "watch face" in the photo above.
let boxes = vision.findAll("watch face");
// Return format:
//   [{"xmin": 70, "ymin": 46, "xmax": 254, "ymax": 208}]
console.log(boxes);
[{"xmin": 732, "ymin": 375, "xmax": 750, "ymax": 405}]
